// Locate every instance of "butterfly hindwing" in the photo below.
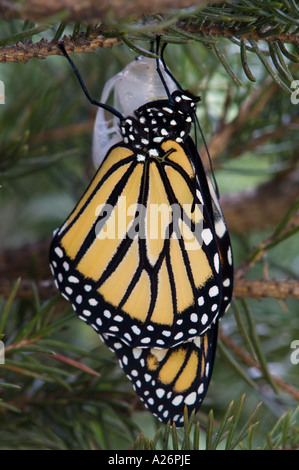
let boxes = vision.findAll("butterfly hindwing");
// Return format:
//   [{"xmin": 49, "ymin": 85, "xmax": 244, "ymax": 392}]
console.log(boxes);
[{"xmin": 102, "ymin": 321, "xmax": 219, "ymax": 425}]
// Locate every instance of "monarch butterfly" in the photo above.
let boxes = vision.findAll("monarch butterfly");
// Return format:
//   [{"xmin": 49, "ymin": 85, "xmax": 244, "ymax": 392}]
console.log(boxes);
[{"xmin": 50, "ymin": 42, "xmax": 233, "ymax": 426}]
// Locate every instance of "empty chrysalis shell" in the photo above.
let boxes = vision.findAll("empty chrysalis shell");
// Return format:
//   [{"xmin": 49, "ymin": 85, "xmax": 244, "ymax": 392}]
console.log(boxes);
[{"xmin": 92, "ymin": 56, "xmax": 177, "ymax": 168}]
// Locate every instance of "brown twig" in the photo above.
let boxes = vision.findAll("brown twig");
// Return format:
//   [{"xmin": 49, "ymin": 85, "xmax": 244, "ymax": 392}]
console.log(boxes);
[
  {"xmin": 0, "ymin": 32, "xmax": 121, "ymax": 63},
  {"xmin": 233, "ymin": 279, "xmax": 299, "ymax": 301},
  {"xmin": 184, "ymin": 23, "xmax": 299, "ymax": 45},
  {"xmin": 1, "ymin": 276, "xmax": 299, "ymax": 302},
  {"xmin": 1, "ymin": 11, "xmax": 298, "ymax": 64}
]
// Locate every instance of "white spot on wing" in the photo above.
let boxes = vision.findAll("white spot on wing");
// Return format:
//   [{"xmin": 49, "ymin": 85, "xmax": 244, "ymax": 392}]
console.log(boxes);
[{"xmin": 215, "ymin": 219, "xmax": 226, "ymax": 238}]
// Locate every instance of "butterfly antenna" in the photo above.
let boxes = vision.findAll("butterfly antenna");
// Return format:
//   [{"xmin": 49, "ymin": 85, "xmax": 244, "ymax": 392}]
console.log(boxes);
[
  {"xmin": 160, "ymin": 42, "xmax": 183, "ymax": 91},
  {"xmin": 155, "ymin": 36, "xmax": 174, "ymax": 103},
  {"xmin": 59, "ymin": 43, "xmax": 124, "ymax": 121}
]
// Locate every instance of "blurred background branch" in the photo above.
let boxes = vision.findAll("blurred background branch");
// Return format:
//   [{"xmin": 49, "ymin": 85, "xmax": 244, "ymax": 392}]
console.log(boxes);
[
  {"xmin": 0, "ymin": 0, "xmax": 223, "ymax": 23},
  {"xmin": 1, "ymin": 277, "xmax": 299, "ymax": 302}
]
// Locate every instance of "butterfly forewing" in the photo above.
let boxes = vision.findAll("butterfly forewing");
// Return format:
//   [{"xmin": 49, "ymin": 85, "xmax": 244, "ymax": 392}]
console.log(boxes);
[{"xmin": 50, "ymin": 135, "xmax": 224, "ymax": 349}]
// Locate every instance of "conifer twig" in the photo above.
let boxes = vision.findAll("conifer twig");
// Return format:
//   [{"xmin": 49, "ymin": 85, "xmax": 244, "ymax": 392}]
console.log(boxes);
[
  {"xmin": 0, "ymin": 33, "xmax": 121, "ymax": 63},
  {"xmin": 184, "ymin": 23, "xmax": 299, "ymax": 45},
  {"xmin": 219, "ymin": 331, "xmax": 299, "ymax": 402},
  {"xmin": 233, "ymin": 279, "xmax": 299, "ymax": 301}
]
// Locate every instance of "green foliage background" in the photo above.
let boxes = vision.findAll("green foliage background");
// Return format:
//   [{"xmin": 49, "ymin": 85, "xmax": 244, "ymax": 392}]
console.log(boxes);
[{"xmin": 0, "ymin": 9, "xmax": 298, "ymax": 450}]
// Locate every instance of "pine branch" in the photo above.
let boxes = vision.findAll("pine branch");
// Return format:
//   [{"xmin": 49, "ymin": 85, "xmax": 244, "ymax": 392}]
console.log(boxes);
[
  {"xmin": 1, "ymin": 0, "xmax": 299, "ymax": 43},
  {"xmin": 183, "ymin": 22, "xmax": 299, "ymax": 45},
  {"xmin": 0, "ymin": 33, "xmax": 121, "ymax": 63},
  {"xmin": 133, "ymin": 397, "xmax": 299, "ymax": 450},
  {"xmin": 1, "ymin": 0, "xmax": 298, "ymax": 82},
  {"xmin": 219, "ymin": 331, "xmax": 299, "ymax": 402},
  {"xmin": 1, "ymin": 26, "xmax": 298, "ymax": 63},
  {"xmin": 234, "ymin": 279, "xmax": 299, "ymax": 301}
]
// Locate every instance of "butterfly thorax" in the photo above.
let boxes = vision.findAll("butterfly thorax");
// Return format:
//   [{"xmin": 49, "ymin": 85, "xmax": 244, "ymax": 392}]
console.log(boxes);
[{"xmin": 119, "ymin": 90, "xmax": 200, "ymax": 160}]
